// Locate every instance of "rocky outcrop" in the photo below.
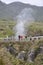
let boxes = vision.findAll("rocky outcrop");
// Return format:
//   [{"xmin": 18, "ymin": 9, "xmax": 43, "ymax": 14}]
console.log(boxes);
[
  {"xmin": 6, "ymin": 45, "xmax": 43, "ymax": 62},
  {"xmin": 16, "ymin": 51, "xmax": 26, "ymax": 60},
  {"xmin": 6, "ymin": 45, "xmax": 18, "ymax": 56},
  {"xmin": 27, "ymin": 46, "xmax": 43, "ymax": 62}
]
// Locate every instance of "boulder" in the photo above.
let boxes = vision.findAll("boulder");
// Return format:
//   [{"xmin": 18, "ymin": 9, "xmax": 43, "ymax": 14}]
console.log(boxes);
[
  {"xmin": 16, "ymin": 51, "xmax": 26, "ymax": 60},
  {"xmin": 6, "ymin": 45, "xmax": 18, "ymax": 56}
]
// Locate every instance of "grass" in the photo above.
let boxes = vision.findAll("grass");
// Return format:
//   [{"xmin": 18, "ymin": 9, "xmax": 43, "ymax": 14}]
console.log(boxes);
[
  {"xmin": 0, "ymin": 19, "xmax": 16, "ymax": 38},
  {"xmin": 0, "ymin": 39, "xmax": 43, "ymax": 65},
  {"xmin": 0, "ymin": 21, "xmax": 43, "ymax": 65},
  {"xmin": 26, "ymin": 22, "xmax": 43, "ymax": 36}
]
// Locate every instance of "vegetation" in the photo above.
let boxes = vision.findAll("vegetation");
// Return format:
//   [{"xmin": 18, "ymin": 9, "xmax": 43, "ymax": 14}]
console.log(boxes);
[
  {"xmin": 26, "ymin": 22, "xmax": 43, "ymax": 36},
  {"xmin": 0, "ymin": 39, "xmax": 43, "ymax": 65},
  {"xmin": 0, "ymin": 21, "xmax": 43, "ymax": 65},
  {"xmin": 0, "ymin": 19, "xmax": 16, "ymax": 37}
]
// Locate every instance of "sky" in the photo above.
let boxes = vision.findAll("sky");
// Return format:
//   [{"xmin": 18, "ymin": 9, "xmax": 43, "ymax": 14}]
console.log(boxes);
[{"xmin": 1, "ymin": 0, "xmax": 43, "ymax": 6}]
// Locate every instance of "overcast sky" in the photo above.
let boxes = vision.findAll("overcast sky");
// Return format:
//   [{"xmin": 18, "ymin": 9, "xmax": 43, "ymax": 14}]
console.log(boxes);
[{"xmin": 1, "ymin": 0, "xmax": 43, "ymax": 6}]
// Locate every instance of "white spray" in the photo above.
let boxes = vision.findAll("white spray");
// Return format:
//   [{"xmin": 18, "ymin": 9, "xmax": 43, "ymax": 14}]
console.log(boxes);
[
  {"xmin": 14, "ymin": 8, "xmax": 35, "ymax": 40},
  {"xmin": 15, "ymin": 21, "xmax": 25, "ymax": 40}
]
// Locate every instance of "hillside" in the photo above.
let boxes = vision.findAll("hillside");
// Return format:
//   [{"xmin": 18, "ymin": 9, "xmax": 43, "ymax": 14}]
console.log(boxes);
[{"xmin": 0, "ymin": 1, "xmax": 43, "ymax": 21}]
